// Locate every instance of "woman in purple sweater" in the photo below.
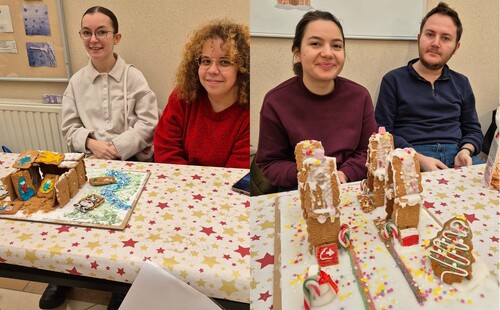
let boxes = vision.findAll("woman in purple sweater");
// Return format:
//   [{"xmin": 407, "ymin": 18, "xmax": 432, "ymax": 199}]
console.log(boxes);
[{"xmin": 256, "ymin": 10, "xmax": 377, "ymax": 190}]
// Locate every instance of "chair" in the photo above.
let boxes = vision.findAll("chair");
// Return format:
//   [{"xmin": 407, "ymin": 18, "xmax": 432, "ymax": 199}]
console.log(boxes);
[{"xmin": 119, "ymin": 261, "xmax": 222, "ymax": 310}]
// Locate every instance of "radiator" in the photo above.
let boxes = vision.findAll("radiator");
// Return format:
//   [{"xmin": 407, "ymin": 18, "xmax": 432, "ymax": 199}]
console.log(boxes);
[{"xmin": 0, "ymin": 98, "xmax": 70, "ymax": 153}]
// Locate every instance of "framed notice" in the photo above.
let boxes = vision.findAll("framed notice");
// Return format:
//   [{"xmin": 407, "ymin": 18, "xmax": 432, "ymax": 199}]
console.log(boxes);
[
  {"xmin": 0, "ymin": 0, "xmax": 71, "ymax": 82},
  {"xmin": 251, "ymin": 0, "xmax": 425, "ymax": 40}
]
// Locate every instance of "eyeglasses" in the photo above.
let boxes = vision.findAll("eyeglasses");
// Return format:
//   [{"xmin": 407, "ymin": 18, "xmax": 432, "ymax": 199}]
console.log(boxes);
[
  {"xmin": 196, "ymin": 56, "xmax": 235, "ymax": 71},
  {"xmin": 79, "ymin": 29, "xmax": 115, "ymax": 40}
]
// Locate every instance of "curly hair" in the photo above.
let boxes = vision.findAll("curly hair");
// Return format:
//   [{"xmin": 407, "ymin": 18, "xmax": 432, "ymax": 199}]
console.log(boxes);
[{"xmin": 176, "ymin": 19, "xmax": 250, "ymax": 108}]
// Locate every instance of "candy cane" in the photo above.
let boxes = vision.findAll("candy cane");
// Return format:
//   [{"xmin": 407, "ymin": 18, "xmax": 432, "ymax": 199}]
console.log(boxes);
[
  {"xmin": 384, "ymin": 222, "xmax": 399, "ymax": 240},
  {"xmin": 338, "ymin": 224, "xmax": 351, "ymax": 250},
  {"xmin": 303, "ymin": 278, "xmax": 320, "ymax": 310}
]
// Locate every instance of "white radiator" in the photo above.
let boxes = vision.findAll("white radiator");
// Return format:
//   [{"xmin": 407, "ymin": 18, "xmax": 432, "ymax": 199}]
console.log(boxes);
[{"xmin": 0, "ymin": 98, "xmax": 70, "ymax": 153}]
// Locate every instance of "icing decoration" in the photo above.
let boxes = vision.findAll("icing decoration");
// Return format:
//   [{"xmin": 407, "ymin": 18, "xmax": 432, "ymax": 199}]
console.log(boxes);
[
  {"xmin": 100, "ymin": 170, "xmax": 132, "ymax": 210},
  {"xmin": 428, "ymin": 218, "xmax": 472, "ymax": 282},
  {"xmin": 18, "ymin": 177, "xmax": 35, "ymax": 201},
  {"xmin": 19, "ymin": 156, "xmax": 31, "ymax": 165},
  {"xmin": 74, "ymin": 194, "xmax": 104, "ymax": 213},
  {"xmin": 36, "ymin": 151, "xmax": 64, "ymax": 164},
  {"xmin": 39, "ymin": 176, "xmax": 57, "ymax": 194},
  {"xmin": 374, "ymin": 218, "xmax": 426, "ymax": 304},
  {"xmin": 337, "ymin": 224, "xmax": 376, "ymax": 310},
  {"xmin": 303, "ymin": 265, "xmax": 338, "ymax": 310}
]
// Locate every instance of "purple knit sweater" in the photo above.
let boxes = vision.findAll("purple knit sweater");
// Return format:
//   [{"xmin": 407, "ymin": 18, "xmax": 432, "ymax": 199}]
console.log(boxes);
[{"xmin": 256, "ymin": 76, "xmax": 377, "ymax": 187}]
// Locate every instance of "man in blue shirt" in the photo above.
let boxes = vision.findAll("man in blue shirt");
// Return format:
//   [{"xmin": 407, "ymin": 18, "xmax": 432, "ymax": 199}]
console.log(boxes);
[{"xmin": 375, "ymin": 2, "xmax": 483, "ymax": 171}]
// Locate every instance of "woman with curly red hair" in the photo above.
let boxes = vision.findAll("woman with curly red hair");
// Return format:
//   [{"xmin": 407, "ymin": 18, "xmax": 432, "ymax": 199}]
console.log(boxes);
[{"xmin": 154, "ymin": 20, "xmax": 250, "ymax": 168}]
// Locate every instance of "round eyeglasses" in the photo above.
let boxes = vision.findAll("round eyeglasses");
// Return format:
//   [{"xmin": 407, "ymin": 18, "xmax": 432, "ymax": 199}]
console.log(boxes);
[
  {"xmin": 79, "ymin": 29, "xmax": 115, "ymax": 40},
  {"xmin": 196, "ymin": 56, "xmax": 235, "ymax": 71}
]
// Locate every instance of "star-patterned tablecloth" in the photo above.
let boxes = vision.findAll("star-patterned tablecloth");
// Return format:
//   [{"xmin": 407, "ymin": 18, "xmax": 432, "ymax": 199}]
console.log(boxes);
[
  {"xmin": 0, "ymin": 153, "xmax": 250, "ymax": 303},
  {"xmin": 250, "ymin": 164, "xmax": 499, "ymax": 310}
]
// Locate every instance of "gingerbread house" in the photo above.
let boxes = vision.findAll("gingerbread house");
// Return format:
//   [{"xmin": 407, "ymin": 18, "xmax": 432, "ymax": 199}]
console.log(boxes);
[
  {"xmin": 0, "ymin": 150, "xmax": 87, "ymax": 215},
  {"xmin": 365, "ymin": 127, "xmax": 394, "ymax": 206},
  {"xmin": 384, "ymin": 148, "xmax": 423, "ymax": 246},
  {"xmin": 296, "ymin": 141, "xmax": 341, "ymax": 255}
]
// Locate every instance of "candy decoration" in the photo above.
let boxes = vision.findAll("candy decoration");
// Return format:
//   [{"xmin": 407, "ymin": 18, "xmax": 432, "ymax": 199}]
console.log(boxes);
[
  {"xmin": 373, "ymin": 218, "xmax": 426, "ymax": 304},
  {"xmin": 338, "ymin": 224, "xmax": 376, "ymax": 310},
  {"xmin": 382, "ymin": 221, "xmax": 399, "ymax": 240},
  {"xmin": 303, "ymin": 267, "xmax": 338, "ymax": 310}
]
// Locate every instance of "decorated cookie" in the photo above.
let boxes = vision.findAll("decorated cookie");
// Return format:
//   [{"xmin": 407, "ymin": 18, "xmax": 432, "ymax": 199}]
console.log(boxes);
[
  {"xmin": 13, "ymin": 150, "xmax": 39, "ymax": 169},
  {"xmin": 0, "ymin": 200, "xmax": 22, "ymax": 215},
  {"xmin": 74, "ymin": 194, "xmax": 105, "ymax": 213},
  {"xmin": 35, "ymin": 151, "xmax": 65, "ymax": 165},
  {"xmin": 427, "ymin": 215, "xmax": 475, "ymax": 284},
  {"xmin": 89, "ymin": 176, "xmax": 116, "ymax": 186}
]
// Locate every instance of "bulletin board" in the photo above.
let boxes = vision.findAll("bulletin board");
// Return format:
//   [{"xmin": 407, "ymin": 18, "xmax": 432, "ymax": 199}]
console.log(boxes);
[
  {"xmin": 0, "ymin": 0, "xmax": 71, "ymax": 82},
  {"xmin": 251, "ymin": 0, "xmax": 425, "ymax": 40}
]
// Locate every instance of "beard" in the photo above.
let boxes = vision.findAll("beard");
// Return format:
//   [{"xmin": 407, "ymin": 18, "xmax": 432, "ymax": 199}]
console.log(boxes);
[{"xmin": 417, "ymin": 38, "xmax": 458, "ymax": 71}]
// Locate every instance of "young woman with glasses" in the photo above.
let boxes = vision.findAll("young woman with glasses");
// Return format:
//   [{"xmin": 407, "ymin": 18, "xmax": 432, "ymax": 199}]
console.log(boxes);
[
  {"xmin": 256, "ymin": 10, "xmax": 377, "ymax": 190},
  {"xmin": 61, "ymin": 6, "xmax": 158, "ymax": 162},
  {"xmin": 154, "ymin": 20, "xmax": 250, "ymax": 168}
]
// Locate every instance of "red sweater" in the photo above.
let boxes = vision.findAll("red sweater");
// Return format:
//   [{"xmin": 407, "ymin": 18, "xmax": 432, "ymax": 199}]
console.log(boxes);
[{"xmin": 154, "ymin": 88, "xmax": 249, "ymax": 168}]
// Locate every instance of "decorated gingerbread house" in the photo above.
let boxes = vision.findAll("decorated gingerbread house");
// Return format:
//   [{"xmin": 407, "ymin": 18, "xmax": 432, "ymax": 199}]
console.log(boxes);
[
  {"xmin": 365, "ymin": 127, "xmax": 394, "ymax": 206},
  {"xmin": 0, "ymin": 150, "xmax": 87, "ymax": 215},
  {"xmin": 295, "ymin": 141, "xmax": 341, "ymax": 258},
  {"xmin": 384, "ymin": 148, "xmax": 423, "ymax": 246}
]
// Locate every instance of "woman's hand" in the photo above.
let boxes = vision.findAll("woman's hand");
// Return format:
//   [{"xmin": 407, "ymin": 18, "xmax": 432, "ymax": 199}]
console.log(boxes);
[
  {"xmin": 337, "ymin": 171, "xmax": 348, "ymax": 184},
  {"xmin": 86, "ymin": 138, "xmax": 120, "ymax": 160},
  {"xmin": 454, "ymin": 148, "xmax": 473, "ymax": 168}
]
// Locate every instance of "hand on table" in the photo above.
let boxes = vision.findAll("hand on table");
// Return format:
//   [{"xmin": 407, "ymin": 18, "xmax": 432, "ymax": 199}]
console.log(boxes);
[
  {"xmin": 86, "ymin": 138, "xmax": 120, "ymax": 160},
  {"xmin": 417, "ymin": 153, "xmax": 448, "ymax": 171},
  {"xmin": 337, "ymin": 171, "xmax": 348, "ymax": 184}
]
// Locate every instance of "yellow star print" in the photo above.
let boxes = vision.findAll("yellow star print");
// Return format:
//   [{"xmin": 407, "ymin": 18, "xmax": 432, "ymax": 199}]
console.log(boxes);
[
  {"xmin": 47, "ymin": 245, "xmax": 64, "ymax": 257},
  {"xmin": 219, "ymin": 279, "xmax": 239, "ymax": 296},
  {"xmin": 202, "ymin": 256, "xmax": 218, "ymax": 268},
  {"xmin": 163, "ymin": 256, "xmax": 179, "ymax": 271},
  {"xmin": 24, "ymin": 250, "xmax": 39, "ymax": 264},
  {"xmin": 86, "ymin": 241, "xmax": 100, "ymax": 251},
  {"xmin": 259, "ymin": 220, "xmax": 274, "ymax": 230},
  {"xmin": 18, "ymin": 233, "xmax": 33, "ymax": 241}
]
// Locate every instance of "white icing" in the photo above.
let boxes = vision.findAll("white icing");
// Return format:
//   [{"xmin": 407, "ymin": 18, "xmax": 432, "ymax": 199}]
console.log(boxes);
[
  {"xmin": 63, "ymin": 153, "xmax": 84, "ymax": 161},
  {"xmin": 391, "ymin": 148, "xmax": 421, "ymax": 196},
  {"xmin": 428, "ymin": 219, "xmax": 472, "ymax": 281},
  {"xmin": 304, "ymin": 156, "xmax": 339, "ymax": 211},
  {"xmin": 394, "ymin": 193, "xmax": 422, "ymax": 208}
]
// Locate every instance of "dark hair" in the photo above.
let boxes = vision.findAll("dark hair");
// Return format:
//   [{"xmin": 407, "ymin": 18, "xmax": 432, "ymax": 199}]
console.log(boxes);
[
  {"xmin": 81, "ymin": 6, "xmax": 119, "ymax": 33},
  {"xmin": 420, "ymin": 2, "xmax": 462, "ymax": 42},
  {"xmin": 292, "ymin": 10, "xmax": 345, "ymax": 76}
]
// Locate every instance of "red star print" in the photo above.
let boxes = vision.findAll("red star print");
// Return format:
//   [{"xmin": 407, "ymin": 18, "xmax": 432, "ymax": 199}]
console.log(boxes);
[
  {"xmin": 435, "ymin": 210, "xmax": 442, "ymax": 215},
  {"xmin": 251, "ymin": 235, "xmax": 261, "ymax": 241},
  {"xmin": 0, "ymin": 160, "xmax": 3, "ymax": 165},
  {"xmin": 72, "ymin": 242, "xmax": 79, "ymax": 247},
  {"xmin": 216, "ymin": 235, "xmax": 223, "ymax": 240},
  {"xmin": 117, "ymin": 268, "xmax": 126, "ymax": 276},
  {"xmin": 0, "ymin": 257, "xmax": 6, "ymax": 263},
  {"xmin": 90, "ymin": 261, "xmax": 99, "ymax": 269},
  {"xmin": 235, "ymin": 245, "xmax": 250, "ymax": 257},
  {"xmin": 437, "ymin": 178, "xmax": 448, "ymax": 184},
  {"xmin": 41, "ymin": 232, "xmax": 48, "ymax": 236},
  {"xmin": 122, "ymin": 238, "xmax": 139, "ymax": 248},
  {"xmin": 85, "ymin": 228, "xmax": 92, "ymax": 232},
  {"xmin": 256, "ymin": 253, "xmax": 274, "ymax": 269},
  {"xmin": 156, "ymin": 202, "xmax": 169, "ymax": 209},
  {"xmin": 243, "ymin": 201, "xmax": 250, "ymax": 208},
  {"xmin": 125, "ymin": 162, "xmax": 134, "ymax": 167},
  {"xmin": 66, "ymin": 267, "xmax": 82, "ymax": 275},
  {"xmin": 191, "ymin": 174, "xmax": 202, "ymax": 180},
  {"xmin": 201, "ymin": 226, "xmax": 216, "ymax": 236},
  {"xmin": 157, "ymin": 247, "xmax": 165, "ymax": 254},
  {"xmin": 56, "ymin": 225, "xmax": 70, "ymax": 234},
  {"xmin": 463, "ymin": 213, "xmax": 479, "ymax": 223},
  {"xmin": 149, "ymin": 220, "xmax": 156, "ymax": 225},
  {"xmin": 259, "ymin": 291, "xmax": 272, "ymax": 302},
  {"xmin": 193, "ymin": 194, "xmax": 205, "ymax": 201},
  {"xmin": 423, "ymin": 201, "xmax": 435, "ymax": 209},
  {"xmin": 223, "ymin": 254, "xmax": 231, "ymax": 260},
  {"xmin": 157, "ymin": 174, "xmax": 167, "ymax": 179},
  {"xmin": 491, "ymin": 236, "xmax": 499, "ymax": 243},
  {"xmin": 219, "ymin": 221, "xmax": 227, "ymax": 226},
  {"xmin": 143, "ymin": 257, "xmax": 151, "ymax": 261}
]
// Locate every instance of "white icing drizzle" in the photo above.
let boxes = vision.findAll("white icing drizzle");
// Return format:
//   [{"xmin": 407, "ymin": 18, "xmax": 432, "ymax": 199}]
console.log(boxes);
[
  {"xmin": 304, "ymin": 156, "xmax": 338, "ymax": 212},
  {"xmin": 428, "ymin": 219, "xmax": 472, "ymax": 281},
  {"xmin": 394, "ymin": 193, "xmax": 422, "ymax": 208},
  {"xmin": 391, "ymin": 148, "xmax": 420, "ymax": 196}
]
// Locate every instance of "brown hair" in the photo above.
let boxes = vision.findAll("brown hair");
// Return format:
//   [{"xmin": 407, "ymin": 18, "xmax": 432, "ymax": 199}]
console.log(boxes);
[
  {"xmin": 420, "ymin": 2, "xmax": 462, "ymax": 42},
  {"xmin": 176, "ymin": 19, "xmax": 250, "ymax": 107}
]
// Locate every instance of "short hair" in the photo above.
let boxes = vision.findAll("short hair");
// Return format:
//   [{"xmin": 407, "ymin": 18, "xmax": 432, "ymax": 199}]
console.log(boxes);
[
  {"xmin": 81, "ymin": 6, "xmax": 119, "ymax": 33},
  {"xmin": 420, "ymin": 2, "xmax": 462, "ymax": 42},
  {"xmin": 292, "ymin": 10, "xmax": 345, "ymax": 76},
  {"xmin": 176, "ymin": 20, "xmax": 250, "ymax": 107}
]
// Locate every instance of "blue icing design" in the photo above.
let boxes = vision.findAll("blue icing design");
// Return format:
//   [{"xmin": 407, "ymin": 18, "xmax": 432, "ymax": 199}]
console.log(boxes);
[
  {"xmin": 100, "ymin": 170, "xmax": 132, "ymax": 210},
  {"xmin": 18, "ymin": 176, "xmax": 35, "ymax": 201},
  {"xmin": 19, "ymin": 156, "xmax": 31, "ymax": 165}
]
